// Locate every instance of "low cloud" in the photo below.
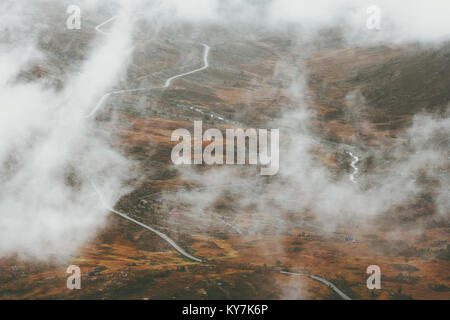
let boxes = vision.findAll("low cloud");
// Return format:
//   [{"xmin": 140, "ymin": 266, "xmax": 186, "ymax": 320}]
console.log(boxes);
[
  {"xmin": 0, "ymin": 3, "xmax": 135, "ymax": 260},
  {"xmin": 0, "ymin": 0, "xmax": 448, "ymax": 261}
]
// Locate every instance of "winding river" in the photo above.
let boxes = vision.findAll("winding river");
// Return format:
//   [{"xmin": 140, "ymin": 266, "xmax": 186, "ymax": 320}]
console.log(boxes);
[{"xmin": 347, "ymin": 151, "xmax": 360, "ymax": 183}]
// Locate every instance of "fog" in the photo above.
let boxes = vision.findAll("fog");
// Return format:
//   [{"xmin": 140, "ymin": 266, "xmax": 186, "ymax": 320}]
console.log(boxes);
[
  {"xmin": 113, "ymin": 0, "xmax": 450, "ymax": 43},
  {"xmin": 0, "ymin": 1, "xmax": 135, "ymax": 260},
  {"xmin": 166, "ymin": 72, "xmax": 448, "ymax": 232},
  {"xmin": 0, "ymin": 0, "xmax": 448, "ymax": 264}
]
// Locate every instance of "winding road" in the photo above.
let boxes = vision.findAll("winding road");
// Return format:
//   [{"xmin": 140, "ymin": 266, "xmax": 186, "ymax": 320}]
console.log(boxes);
[
  {"xmin": 212, "ymin": 216, "xmax": 243, "ymax": 235},
  {"xmin": 86, "ymin": 16, "xmax": 211, "ymax": 119},
  {"xmin": 94, "ymin": 15, "xmax": 120, "ymax": 35},
  {"xmin": 280, "ymin": 271, "xmax": 352, "ymax": 300},
  {"xmin": 90, "ymin": 182, "xmax": 203, "ymax": 262},
  {"xmin": 89, "ymin": 16, "xmax": 210, "ymax": 263},
  {"xmin": 88, "ymin": 15, "xmax": 352, "ymax": 299},
  {"xmin": 164, "ymin": 43, "xmax": 210, "ymax": 88}
]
